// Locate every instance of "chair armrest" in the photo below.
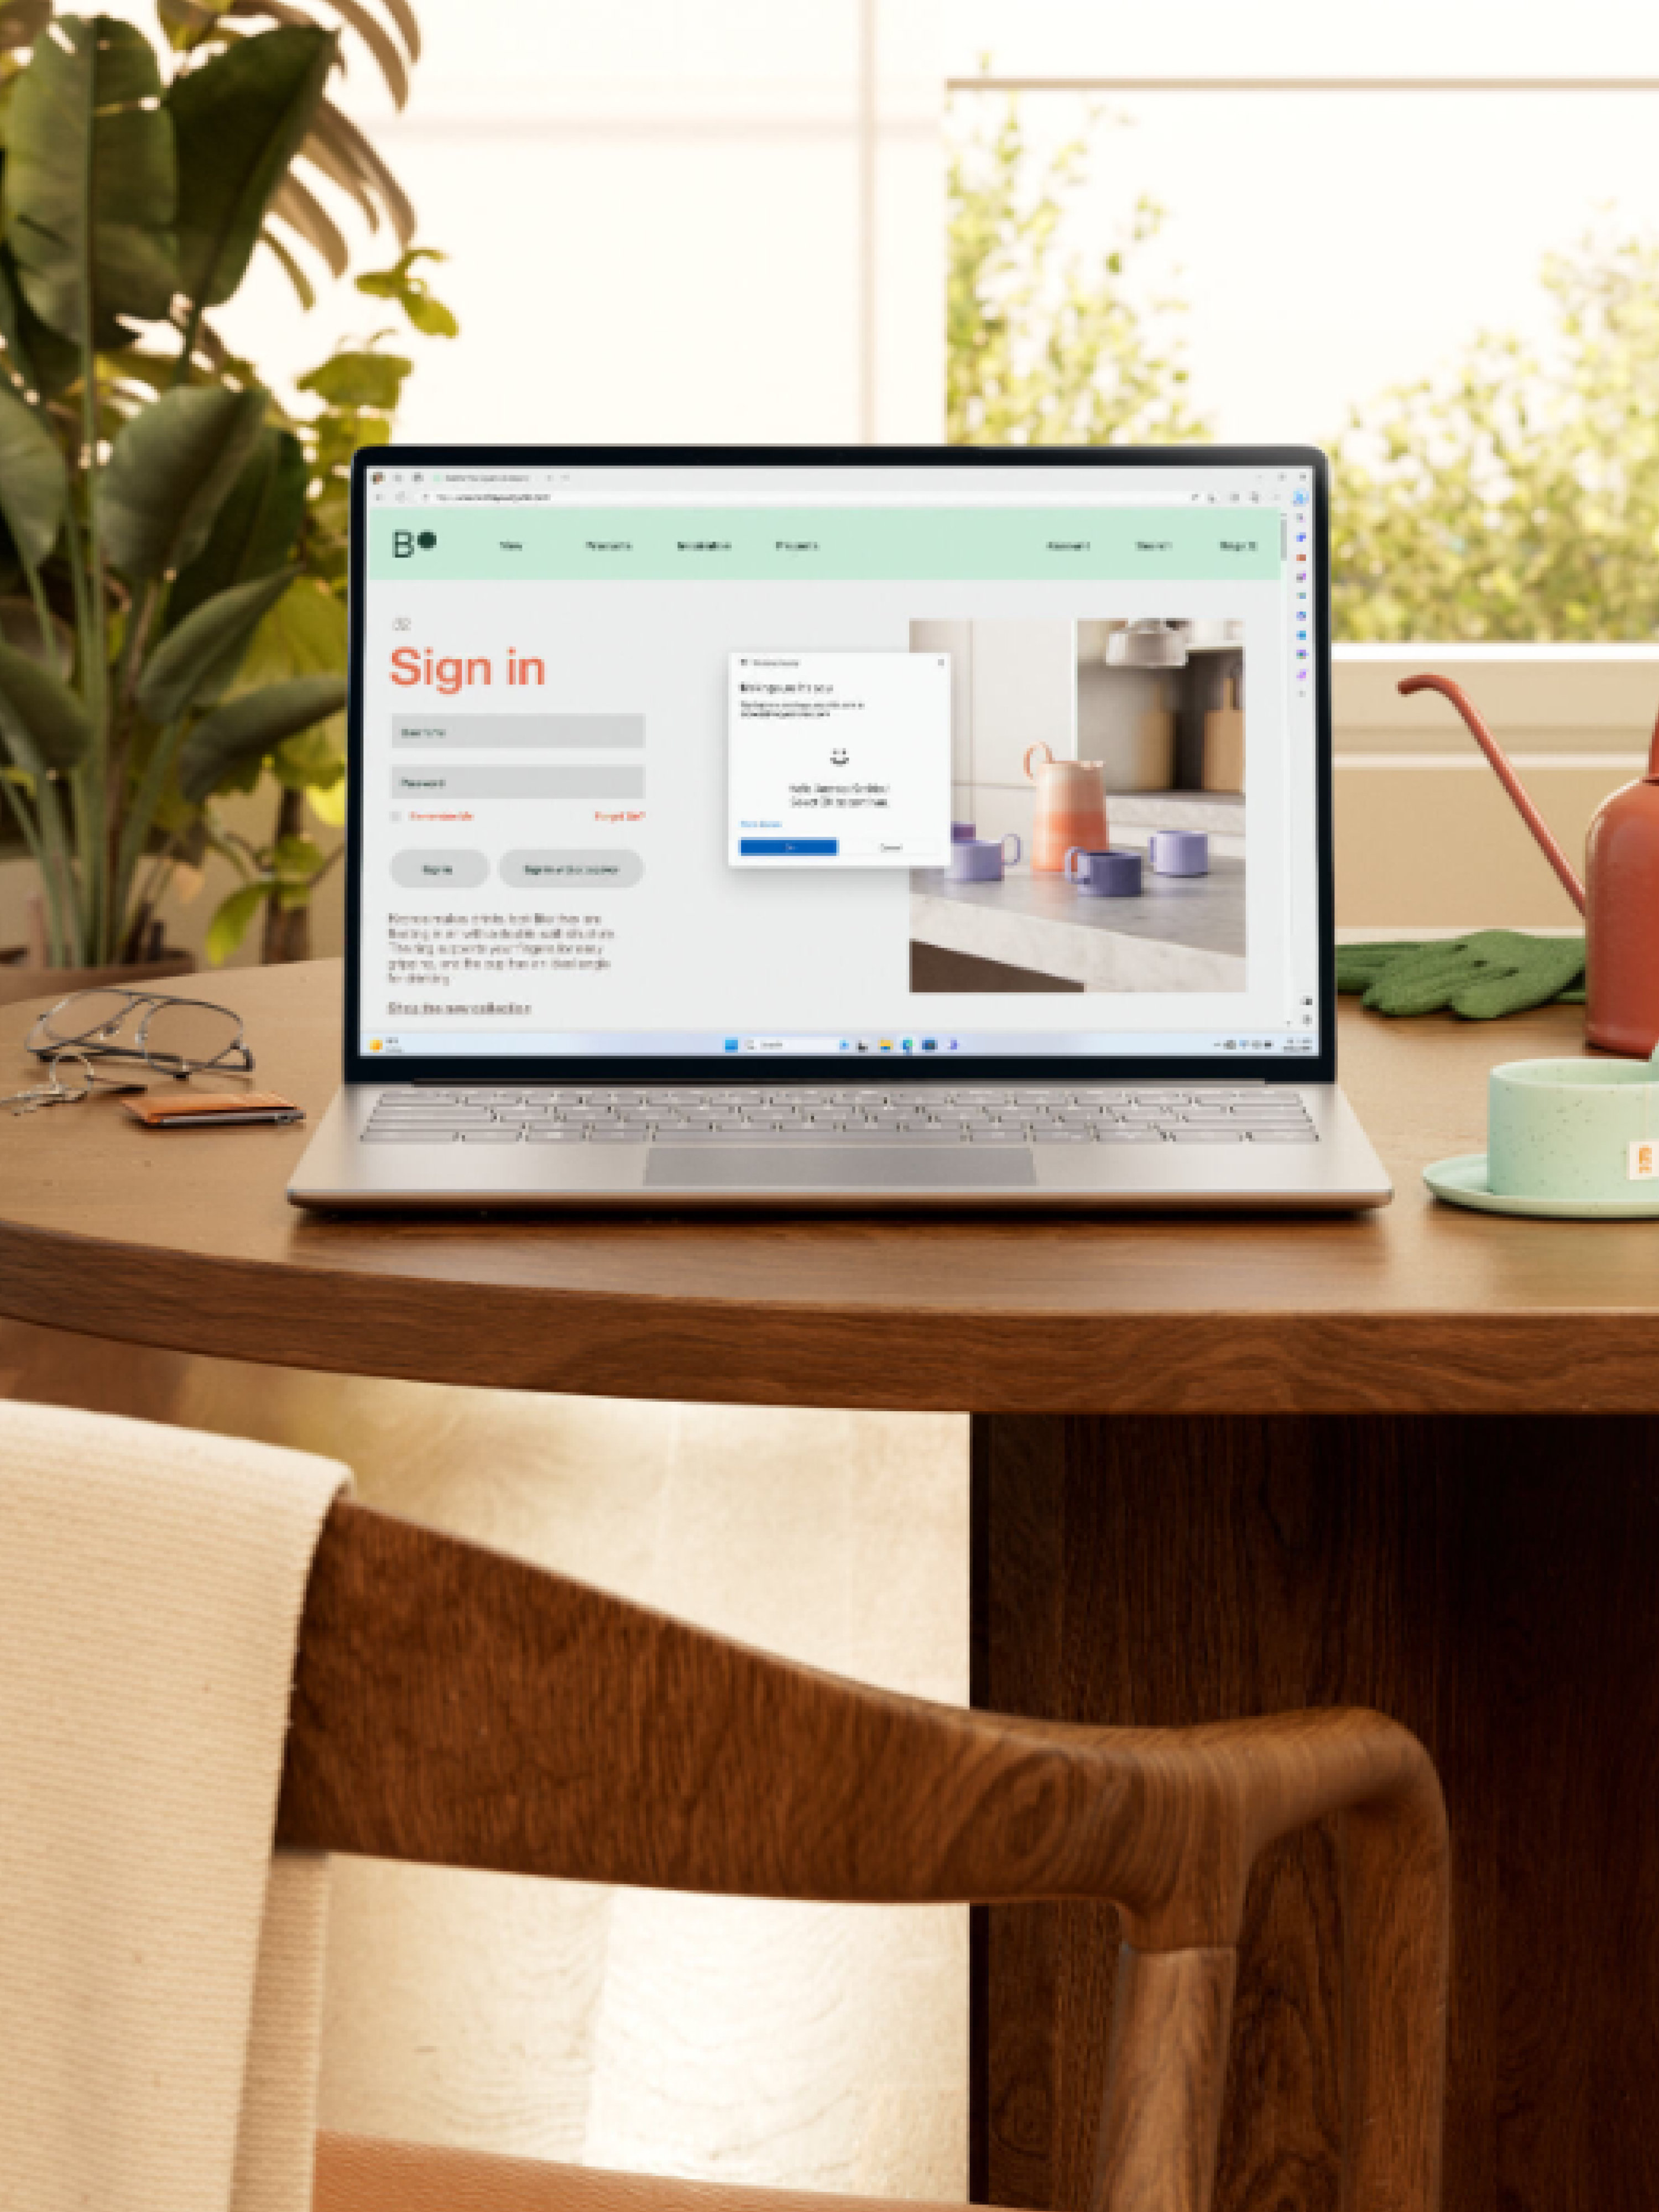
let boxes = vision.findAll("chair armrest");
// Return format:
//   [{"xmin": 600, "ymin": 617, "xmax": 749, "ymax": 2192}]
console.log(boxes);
[{"xmin": 281, "ymin": 1504, "xmax": 1447, "ymax": 2212}]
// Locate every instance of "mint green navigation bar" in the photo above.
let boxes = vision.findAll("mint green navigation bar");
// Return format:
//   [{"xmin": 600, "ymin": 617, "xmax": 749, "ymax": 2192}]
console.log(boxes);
[{"xmin": 368, "ymin": 508, "xmax": 1280, "ymax": 583}]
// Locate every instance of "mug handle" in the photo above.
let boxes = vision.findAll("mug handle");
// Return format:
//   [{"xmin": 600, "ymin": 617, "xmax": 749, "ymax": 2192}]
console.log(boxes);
[
  {"xmin": 1063, "ymin": 843, "xmax": 1081, "ymax": 879},
  {"xmin": 1022, "ymin": 741, "xmax": 1053, "ymax": 781},
  {"xmin": 1005, "ymin": 833, "xmax": 1022, "ymax": 865}
]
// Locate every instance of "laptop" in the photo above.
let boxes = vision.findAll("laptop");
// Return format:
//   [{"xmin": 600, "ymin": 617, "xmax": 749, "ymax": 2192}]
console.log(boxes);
[{"xmin": 288, "ymin": 443, "xmax": 1390, "ymax": 1212}]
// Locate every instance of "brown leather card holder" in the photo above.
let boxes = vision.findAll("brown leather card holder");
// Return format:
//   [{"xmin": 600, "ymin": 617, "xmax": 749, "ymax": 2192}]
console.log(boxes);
[{"xmin": 122, "ymin": 1091, "xmax": 305, "ymax": 1128}]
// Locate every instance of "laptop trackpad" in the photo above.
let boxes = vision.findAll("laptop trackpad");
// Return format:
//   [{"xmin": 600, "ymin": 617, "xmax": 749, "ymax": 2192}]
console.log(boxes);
[{"xmin": 646, "ymin": 1146, "xmax": 1037, "ymax": 1191}]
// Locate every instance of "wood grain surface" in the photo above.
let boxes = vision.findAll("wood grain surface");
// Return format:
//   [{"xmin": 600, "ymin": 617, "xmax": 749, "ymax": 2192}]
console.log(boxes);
[
  {"xmin": 972, "ymin": 1414, "xmax": 1659, "ymax": 2212},
  {"xmin": 283, "ymin": 1500, "xmax": 1447, "ymax": 2212},
  {"xmin": 0, "ymin": 959, "xmax": 1655, "ymax": 1413}
]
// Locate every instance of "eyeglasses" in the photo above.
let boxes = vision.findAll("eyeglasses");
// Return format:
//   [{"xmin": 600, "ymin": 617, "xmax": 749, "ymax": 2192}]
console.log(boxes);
[{"xmin": 27, "ymin": 989, "xmax": 254, "ymax": 1081}]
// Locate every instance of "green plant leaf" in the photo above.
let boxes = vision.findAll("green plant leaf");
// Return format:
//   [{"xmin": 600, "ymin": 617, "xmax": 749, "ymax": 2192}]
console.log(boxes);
[
  {"xmin": 271, "ymin": 722, "xmax": 344, "ymax": 789},
  {"xmin": 0, "ymin": 635, "xmax": 92, "ymax": 772},
  {"xmin": 102, "ymin": 384, "xmax": 268, "ymax": 579},
  {"xmin": 306, "ymin": 766, "xmax": 347, "ymax": 828},
  {"xmin": 272, "ymin": 830, "xmax": 326, "ymax": 880},
  {"xmin": 259, "ymin": 223, "xmax": 315, "ymax": 311},
  {"xmin": 136, "ymin": 564, "xmax": 297, "ymax": 723},
  {"xmin": 167, "ymin": 425, "xmax": 306, "ymax": 629},
  {"xmin": 237, "ymin": 575, "xmax": 346, "ymax": 688},
  {"xmin": 0, "ymin": 379, "xmax": 66, "ymax": 570},
  {"xmin": 205, "ymin": 875, "xmax": 269, "ymax": 964},
  {"xmin": 178, "ymin": 670, "xmax": 344, "ymax": 801},
  {"xmin": 355, "ymin": 245, "xmax": 458, "ymax": 338},
  {"xmin": 170, "ymin": 25, "xmax": 335, "ymax": 312},
  {"xmin": 296, "ymin": 345, "xmax": 410, "ymax": 412},
  {"xmin": 0, "ymin": 241, "xmax": 82, "ymax": 397},
  {"xmin": 2, "ymin": 14, "xmax": 179, "ymax": 346},
  {"xmin": 0, "ymin": 596, "xmax": 75, "ymax": 674}
]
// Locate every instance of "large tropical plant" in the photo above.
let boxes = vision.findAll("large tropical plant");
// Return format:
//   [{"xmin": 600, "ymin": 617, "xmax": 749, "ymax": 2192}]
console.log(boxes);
[{"xmin": 0, "ymin": 3, "xmax": 434, "ymax": 969}]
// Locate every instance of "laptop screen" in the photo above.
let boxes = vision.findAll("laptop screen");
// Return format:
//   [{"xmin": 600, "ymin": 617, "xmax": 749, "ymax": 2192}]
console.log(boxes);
[{"xmin": 347, "ymin": 448, "xmax": 1328, "ymax": 1078}]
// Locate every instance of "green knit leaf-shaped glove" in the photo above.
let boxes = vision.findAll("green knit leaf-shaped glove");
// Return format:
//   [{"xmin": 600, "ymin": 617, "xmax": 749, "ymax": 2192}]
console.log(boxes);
[{"xmin": 1336, "ymin": 931, "xmax": 1586, "ymax": 1018}]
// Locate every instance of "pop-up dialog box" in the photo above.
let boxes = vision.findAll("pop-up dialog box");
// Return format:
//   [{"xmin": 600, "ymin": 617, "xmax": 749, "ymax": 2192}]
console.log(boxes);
[{"xmin": 727, "ymin": 652, "xmax": 950, "ymax": 868}]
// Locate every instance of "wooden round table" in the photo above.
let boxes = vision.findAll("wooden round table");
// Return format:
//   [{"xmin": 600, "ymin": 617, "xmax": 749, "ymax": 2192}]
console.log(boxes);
[{"xmin": 3, "ymin": 958, "xmax": 1656, "ymax": 2212}]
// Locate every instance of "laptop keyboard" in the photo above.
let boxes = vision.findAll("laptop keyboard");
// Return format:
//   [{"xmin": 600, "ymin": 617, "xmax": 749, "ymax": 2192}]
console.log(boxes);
[{"xmin": 362, "ymin": 1087, "xmax": 1319, "ymax": 1145}]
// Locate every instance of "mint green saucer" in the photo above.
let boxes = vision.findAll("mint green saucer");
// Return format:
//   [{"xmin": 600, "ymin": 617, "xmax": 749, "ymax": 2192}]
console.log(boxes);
[{"xmin": 1424, "ymin": 1152, "xmax": 1659, "ymax": 1220}]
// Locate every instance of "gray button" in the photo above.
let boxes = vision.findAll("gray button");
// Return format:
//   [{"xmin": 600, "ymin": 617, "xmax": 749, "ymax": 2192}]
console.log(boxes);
[
  {"xmin": 1248, "ymin": 1130, "xmax": 1319, "ymax": 1142},
  {"xmin": 390, "ymin": 848, "xmax": 488, "ymax": 889},
  {"xmin": 525, "ymin": 1127, "xmax": 587, "ymax": 1142},
  {"xmin": 1096, "ymin": 1129, "xmax": 1166, "ymax": 1142},
  {"xmin": 500, "ymin": 849, "xmax": 645, "ymax": 889},
  {"xmin": 1167, "ymin": 1129, "xmax": 1245, "ymax": 1142},
  {"xmin": 462, "ymin": 1129, "xmax": 524, "ymax": 1142}
]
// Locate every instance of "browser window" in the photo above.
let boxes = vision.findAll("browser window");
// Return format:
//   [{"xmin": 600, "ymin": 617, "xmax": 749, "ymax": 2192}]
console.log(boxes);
[{"xmin": 355, "ymin": 458, "xmax": 1322, "ymax": 1063}]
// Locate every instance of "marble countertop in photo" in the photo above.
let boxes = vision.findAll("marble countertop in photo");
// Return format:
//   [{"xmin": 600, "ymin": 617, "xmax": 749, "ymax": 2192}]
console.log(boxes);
[{"xmin": 910, "ymin": 857, "xmax": 1247, "ymax": 992}]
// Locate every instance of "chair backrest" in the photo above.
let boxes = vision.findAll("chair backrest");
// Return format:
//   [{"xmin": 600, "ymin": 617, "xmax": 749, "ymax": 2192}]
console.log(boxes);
[{"xmin": 279, "ymin": 1501, "xmax": 1448, "ymax": 2212}]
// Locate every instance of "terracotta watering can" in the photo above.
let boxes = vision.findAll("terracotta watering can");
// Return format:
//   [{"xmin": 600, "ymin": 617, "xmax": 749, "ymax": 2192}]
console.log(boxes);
[
  {"xmin": 1024, "ymin": 742, "xmax": 1108, "ymax": 873},
  {"xmin": 1401, "ymin": 673, "xmax": 1659, "ymax": 1056}
]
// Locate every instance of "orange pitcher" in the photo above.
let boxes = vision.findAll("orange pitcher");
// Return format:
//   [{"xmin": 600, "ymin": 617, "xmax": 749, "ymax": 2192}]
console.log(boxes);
[{"xmin": 1024, "ymin": 742, "xmax": 1108, "ymax": 873}]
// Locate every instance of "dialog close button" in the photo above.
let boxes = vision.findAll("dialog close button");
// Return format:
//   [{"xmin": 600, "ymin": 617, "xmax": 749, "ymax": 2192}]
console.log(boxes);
[
  {"xmin": 500, "ymin": 849, "xmax": 645, "ymax": 888},
  {"xmin": 391, "ymin": 849, "xmax": 488, "ymax": 888}
]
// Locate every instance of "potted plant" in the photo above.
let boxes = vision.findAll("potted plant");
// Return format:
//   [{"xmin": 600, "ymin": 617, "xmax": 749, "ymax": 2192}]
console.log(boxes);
[{"xmin": 0, "ymin": 3, "xmax": 443, "ymax": 1001}]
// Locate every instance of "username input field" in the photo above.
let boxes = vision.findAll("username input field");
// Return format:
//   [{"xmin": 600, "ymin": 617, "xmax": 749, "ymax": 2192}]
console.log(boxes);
[{"xmin": 391, "ymin": 714, "xmax": 644, "ymax": 748}]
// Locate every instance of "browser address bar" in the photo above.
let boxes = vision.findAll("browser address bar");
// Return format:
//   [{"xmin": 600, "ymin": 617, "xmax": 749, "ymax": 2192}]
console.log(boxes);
[{"xmin": 407, "ymin": 488, "xmax": 1240, "ymax": 508}]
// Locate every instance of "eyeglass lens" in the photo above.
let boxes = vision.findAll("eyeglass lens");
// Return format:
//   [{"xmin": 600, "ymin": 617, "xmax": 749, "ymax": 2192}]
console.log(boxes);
[
  {"xmin": 140, "ymin": 1000, "xmax": 243, "ymax": 1073},
  {"xmin": 39, "ymin": 990, "xmax": 138, "ymax": 1045}
]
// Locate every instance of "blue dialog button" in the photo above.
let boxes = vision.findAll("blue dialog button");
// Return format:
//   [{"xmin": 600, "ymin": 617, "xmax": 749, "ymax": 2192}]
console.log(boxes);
[{"xmin": 739, "ymin": 837, "xmax": 838, "ymax": 857}]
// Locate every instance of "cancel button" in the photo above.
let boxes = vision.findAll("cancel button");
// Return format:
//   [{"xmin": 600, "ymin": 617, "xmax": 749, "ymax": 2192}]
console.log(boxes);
[{"xmin": 390, "ymin": 849, "xmax": 488, "ymax": 888}]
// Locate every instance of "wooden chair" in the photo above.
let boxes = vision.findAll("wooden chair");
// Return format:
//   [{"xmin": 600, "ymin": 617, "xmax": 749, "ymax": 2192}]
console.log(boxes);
[{"xmin": 283, "ymin": 1502, "xmax": 1448, "ymax": 2212}]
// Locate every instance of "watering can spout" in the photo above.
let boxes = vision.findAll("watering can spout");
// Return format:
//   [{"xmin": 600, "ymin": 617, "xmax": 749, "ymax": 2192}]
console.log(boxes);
[{"xmin": 1397, "ymin": 674, "xmax": 1588, "ymax": 916}]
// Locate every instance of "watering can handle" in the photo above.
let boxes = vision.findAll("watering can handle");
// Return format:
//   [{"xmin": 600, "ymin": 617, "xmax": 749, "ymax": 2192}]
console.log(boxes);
[
  {"xmin": 1397, "ymin": 674, "xmax": 1587, "ymax": 917},
  {"xmin": 1023, "ymin": 741, "xmax": 1054, "ymax": 781}
]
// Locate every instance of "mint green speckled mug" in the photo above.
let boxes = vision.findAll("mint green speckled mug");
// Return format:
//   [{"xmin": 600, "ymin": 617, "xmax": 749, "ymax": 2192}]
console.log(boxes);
[{"xmin": 1489, "ymin": 1050, "xmax": 1659, "ymax": 1203}]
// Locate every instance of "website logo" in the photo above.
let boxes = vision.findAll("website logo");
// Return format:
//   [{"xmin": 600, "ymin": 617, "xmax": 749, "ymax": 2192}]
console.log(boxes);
[{"xmin": 393, "ymin": 529, "xmax": 437, "ymax": 558}]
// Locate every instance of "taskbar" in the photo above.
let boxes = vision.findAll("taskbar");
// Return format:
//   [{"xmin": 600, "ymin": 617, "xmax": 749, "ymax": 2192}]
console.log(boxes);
[{"xmin": 361, "ymin": 1028, "xmax": 1321, "ymax": 1061}]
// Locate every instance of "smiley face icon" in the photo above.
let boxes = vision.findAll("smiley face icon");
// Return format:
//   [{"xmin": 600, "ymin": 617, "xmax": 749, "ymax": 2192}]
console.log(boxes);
[{"xmin": 831, "ymin": 748, "xmax": 849, "ymax": 768}]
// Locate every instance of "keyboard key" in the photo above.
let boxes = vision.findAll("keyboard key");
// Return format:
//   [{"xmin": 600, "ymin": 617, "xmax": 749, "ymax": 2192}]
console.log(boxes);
[
  {"xmin": 462, "ymin": 1129, "xmax": 524, "ymax": 1142},
  {"xmin": 524, "ymin": 1128, "xmax": 587, "ymax": 1142},
  {"xmin": 1095, "ymin": 1129, "xmax": 1166, "ymax": 1142},
  {"xmin": 1247, "ymin": 1130, "xmax": 1319, "ymax": 1142},
  {"xmin": 1167, "ymin": 1128, "xmax": 1245, "ymax": 1143},
  {"xmin": 1033, "ymin": 1129, "xmax": 1092, "ymax": 1143}
]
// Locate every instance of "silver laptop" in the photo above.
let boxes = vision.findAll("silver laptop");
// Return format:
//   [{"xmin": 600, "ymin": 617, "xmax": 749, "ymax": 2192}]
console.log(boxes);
[{"xmin": 289, "ymin": 444, "xmax": 1389, "ymax": 1212}]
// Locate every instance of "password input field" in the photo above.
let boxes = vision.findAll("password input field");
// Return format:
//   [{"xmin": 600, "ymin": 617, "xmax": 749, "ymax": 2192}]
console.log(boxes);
[{"xmin": 392, "ymin": 765, "xmax": 645, "ymax": 801}]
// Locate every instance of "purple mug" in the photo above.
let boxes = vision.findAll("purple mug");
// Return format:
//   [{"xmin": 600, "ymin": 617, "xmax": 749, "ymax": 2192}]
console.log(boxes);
[
  {"xmin": 951, "ymin": 820, "xmax": 977, "ymax": 843},
  {"xmin": 948, "ymin": 832, "xmax": 1021, "ymax": 883},
  {"xmin": 1149, "ymin": 829, "xmax": 1209, "ymax": 877},
  {"xmin": 1065, "ymin": 846, "xmax": 1142, "ymax": 898}
]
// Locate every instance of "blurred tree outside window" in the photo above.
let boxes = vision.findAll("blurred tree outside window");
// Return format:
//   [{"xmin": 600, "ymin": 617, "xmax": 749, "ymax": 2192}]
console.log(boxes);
[
  {"xmin": 947, "ymin": 97, "xmax": 1209, "ymax": 447},
  {"xmin": 947, "ymin": 95, "xmax": 1659, "ymax": 643}
]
